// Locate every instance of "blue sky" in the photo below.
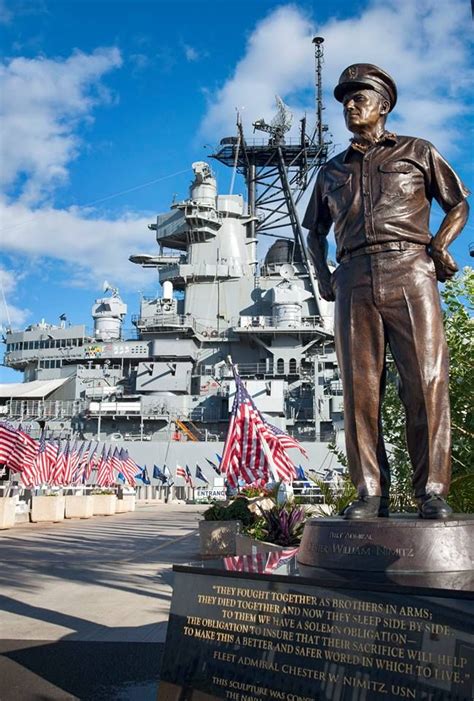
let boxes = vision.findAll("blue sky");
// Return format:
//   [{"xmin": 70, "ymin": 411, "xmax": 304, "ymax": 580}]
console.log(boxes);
[{"xmin": 0, "ymin": 0, "xmax": 473, "ymax": 382}]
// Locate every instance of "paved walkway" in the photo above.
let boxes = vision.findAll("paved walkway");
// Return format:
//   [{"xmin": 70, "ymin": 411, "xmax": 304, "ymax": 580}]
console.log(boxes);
[{"xmin": 0, "ymin": 502, "xmax": 206, "ymax": 700}]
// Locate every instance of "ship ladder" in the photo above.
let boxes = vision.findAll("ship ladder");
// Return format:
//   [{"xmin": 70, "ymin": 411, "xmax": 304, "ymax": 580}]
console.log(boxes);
[{"xmin": 174, "ymin": 418, "xmax": 199, "ymax": 442}]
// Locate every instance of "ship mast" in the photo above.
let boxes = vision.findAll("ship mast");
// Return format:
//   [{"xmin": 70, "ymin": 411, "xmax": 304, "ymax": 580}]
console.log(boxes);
[{"xmin": 210, "ymin": 37, "xmax": 331, "ymax": 314}]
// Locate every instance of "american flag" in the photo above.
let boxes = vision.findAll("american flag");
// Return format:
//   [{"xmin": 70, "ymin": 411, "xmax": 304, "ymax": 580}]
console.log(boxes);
[
  {"xmin": 62, "ymin": 440, "xmax": 75, "ymax": 485},
  {"xmin": 176, "ymin": 464, "xmax": 187, "ymax": 482},
  {"xmin": 220, "ymin": 367, "xmax": 305, "ymax": 488},
  {"xmin": 84, "ymin": 442, "xmax": 99, "ymax": 481},
  {"xmin": 96, "ymin": 446, "xmax": 115, "ymax": 487},
  {"xmin": 96, "ymin": 444, "xmax": 107, "ymax": 486},
  {"xmin": 70, "ymin": 442, "xmax": 86, "ymax": 483},
  {"xmin": 0, "ymin": 422, "xmax": 20, "ymax": 464},
  {"xmin": 50, "ymin": 440, "xmax": 65, "ymax": 485},
  {"xmin": 185, "ymin": 465, "xmax": 194, "ymax": 488},
  {"xmin": 76, "ymin": 441, "xmax": 94, "ymax": 483},
  {"xmin": 223, "ymin": 548, "xmax": 299, "ymax": 574},
  {"xmin": 34, "ymin": 431, "xmax": 56, "ymax": 485},
  {"xmin": 119, "ymin": 449, "xmax": 139, "ymax": 486},
  {"xmin": 267, "ymin": 422, "xmax": 308, "ymax": 458},
  {"xmin": 7, "ymin": 429, "xmax": 38, "ymax": 482},
  {"xmin": 110, "ymin": 447, "xmax": 122, "ymax": 479}
]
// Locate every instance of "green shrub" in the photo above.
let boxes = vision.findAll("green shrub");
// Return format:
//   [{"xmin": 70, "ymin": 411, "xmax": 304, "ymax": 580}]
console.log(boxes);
[{"xmin": 203, "ymin": 497, "xmax": 254, "ymax": 526}]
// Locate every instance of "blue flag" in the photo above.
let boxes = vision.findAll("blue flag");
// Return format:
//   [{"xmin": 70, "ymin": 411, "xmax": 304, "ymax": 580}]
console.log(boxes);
[
  {"xmin": 296, "ymin": 465, "xmax": 306, "ymax": 480},
  {"xmin": 195, "ymin": 464, "xmax": 209, "ymax": 483},
  {"xmin": 141, "ymin": 466, "xmax": 151, "ymax": 485},
  {"xmin": 153, "ymin": 465, "xmax": 166, "ymax": 483},
  {"xmin": 205, "ymin": 457, "xmax": 221, "ymax": 475}
]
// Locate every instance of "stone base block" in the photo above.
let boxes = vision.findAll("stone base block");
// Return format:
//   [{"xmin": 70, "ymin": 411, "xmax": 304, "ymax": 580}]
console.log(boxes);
[
  {"xmin": 199, "ymin": 520, "xmax": 241, "ymax": 557},
  {"xmin": 115, "ymin": 495, "xmax": 136, "ymax": 513},
  {"xmin": 235, "ymin": 533, "xmax": 288, "ymax": 555},
  {"xmin": 31, "ymin": 496, "xmax": 65, "ymax": 523},
  {"xmin": 92, "ymin": 494, "xmax": 117, "ymax": 516},
  {"xmin": 65, "ymin": 495, "xmax": 94, "ymax": 519},
  {"xmin": 0, "ymin": 498, "xmax": 16, "ymax": 529}
]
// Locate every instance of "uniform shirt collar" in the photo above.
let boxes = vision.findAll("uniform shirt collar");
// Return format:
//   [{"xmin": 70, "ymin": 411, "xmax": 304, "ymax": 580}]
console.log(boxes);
[{"xmin": 343, "ymin": 131, "xmax": 398, "ymax": 162}]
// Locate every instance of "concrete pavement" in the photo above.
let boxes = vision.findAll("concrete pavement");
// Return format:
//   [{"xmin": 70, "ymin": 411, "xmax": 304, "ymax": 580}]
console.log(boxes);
[{"xmin": 0, "ymin": 502, "xmax": 206, "ymax": 700}]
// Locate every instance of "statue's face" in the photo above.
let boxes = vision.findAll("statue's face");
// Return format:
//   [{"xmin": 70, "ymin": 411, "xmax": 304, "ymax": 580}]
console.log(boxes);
[{"xmin": 342, "ymin": 88, "xmax": 386, "ymax": 133}]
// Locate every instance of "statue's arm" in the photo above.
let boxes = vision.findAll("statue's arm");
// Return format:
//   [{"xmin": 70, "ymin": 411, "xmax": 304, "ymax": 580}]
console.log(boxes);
[
  {"xmin": 307, "ymin": 229, "xmax": 335, "ymax": 302},
  {"xmin": 430, "ymin": 200, "xmax": 470, "ymax": 282},
  {"xmin": 303, "ymin": 168, "xmax": 335, "ymax": 302}
]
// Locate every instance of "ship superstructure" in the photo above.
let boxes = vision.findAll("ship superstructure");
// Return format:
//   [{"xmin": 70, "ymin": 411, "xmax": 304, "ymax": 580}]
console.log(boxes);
[{"xmin": 1, "ymin": 38, "xmax": 344, "ymax": 473}]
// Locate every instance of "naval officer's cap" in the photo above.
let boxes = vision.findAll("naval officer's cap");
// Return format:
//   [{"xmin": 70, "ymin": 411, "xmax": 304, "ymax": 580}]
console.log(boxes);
[{"xmin": 334, "ymin": 63, "xmax": 397, "ymax": 111}]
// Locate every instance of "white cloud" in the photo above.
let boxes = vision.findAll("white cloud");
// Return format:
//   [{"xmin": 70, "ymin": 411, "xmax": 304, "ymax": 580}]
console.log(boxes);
[
  {"xmin": 201, "ymin": 6, "xmax": 313, "ymax": 139},
  {"xmin": 183, "ymin": 44, "xmax": 200, "ymax": 62},
  {"xmin": 0, "ymin": 198, "xmax": 156, "ymax": 289},
  {"xmin": 0, "ymin": 266, "xmax": 30, "ymax": 328},
  {"xmin": 0, "ymin": 47, "xmax": 159, "ymax": 300},
  {"xmin": 0, "ymin": 47, "xmax": 122, "ymax": 204},
  {"xmin": 201, "ymin": 0, "xmax": 473, "ymax": 157}
]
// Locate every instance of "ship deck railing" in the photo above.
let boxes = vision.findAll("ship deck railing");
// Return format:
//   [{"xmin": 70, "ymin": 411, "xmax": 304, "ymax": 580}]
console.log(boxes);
[
  {"xmin": 237, "ymin": 315, "xmax": 330, "ymax": 333},
  {"xmin": 4, "ymin": 399, "xmax": 84, "ymax": 420}
]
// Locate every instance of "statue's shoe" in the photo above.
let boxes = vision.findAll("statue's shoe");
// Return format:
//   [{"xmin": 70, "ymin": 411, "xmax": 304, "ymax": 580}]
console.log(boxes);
[
  {"xmin": 418, "ymin": 494, "xmax": 453, "ymax": 520},
  {"xmin": 341, "ymin": 495, "xmax": 389, "ymax": 520}
]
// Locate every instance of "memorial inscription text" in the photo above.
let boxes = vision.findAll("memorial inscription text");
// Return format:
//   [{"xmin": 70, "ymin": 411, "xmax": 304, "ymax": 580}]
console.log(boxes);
[{"xmin": 158, "ymin": 572, "xmax": 473, "ymax": 701}]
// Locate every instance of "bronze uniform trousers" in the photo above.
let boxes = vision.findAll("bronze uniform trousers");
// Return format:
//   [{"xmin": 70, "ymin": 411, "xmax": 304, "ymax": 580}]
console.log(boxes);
[{"xmin": 332, "ymin": 247, "xmax": 451, "ymax": 498}]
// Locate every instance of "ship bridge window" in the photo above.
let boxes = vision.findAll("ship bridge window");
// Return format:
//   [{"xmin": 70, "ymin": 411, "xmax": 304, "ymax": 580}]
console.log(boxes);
[{"xmin": 277, "ymin": 359, "xmax": 284, "ymax": 374}]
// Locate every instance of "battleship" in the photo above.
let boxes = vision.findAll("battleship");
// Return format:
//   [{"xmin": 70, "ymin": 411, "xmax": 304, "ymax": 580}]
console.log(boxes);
[{"xmin": 1, "ymin": 38, "xmax": 344, "ymax": 482}]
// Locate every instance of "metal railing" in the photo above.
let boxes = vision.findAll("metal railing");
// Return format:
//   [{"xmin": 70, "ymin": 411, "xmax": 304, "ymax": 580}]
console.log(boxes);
[
  {"xmin": 132, "ymin": 313, "xmax": 193, "ymax": 330},
  {"xmin": 238, "ymin": 315, "xmax": 325, "ymax": 331},
  {"xmin": 6, "ymin": 399, "xmax": 84, "ymax": 420}
]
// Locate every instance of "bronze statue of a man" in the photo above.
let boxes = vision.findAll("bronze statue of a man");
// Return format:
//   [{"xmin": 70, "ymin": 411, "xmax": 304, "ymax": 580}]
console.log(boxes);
[{"xmin": 303, "ymin": 64, "xmax": 469, "ymax": 520}]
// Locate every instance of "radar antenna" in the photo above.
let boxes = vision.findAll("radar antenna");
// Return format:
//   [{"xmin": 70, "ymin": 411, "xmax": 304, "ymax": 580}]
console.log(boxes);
[
  {"xmin": 103, "ymin": 280, "xmax": 119, "ymax": 297},
  {"xmin": 253, "ymin": 95, "xmax": 293, "ymax": 144}
]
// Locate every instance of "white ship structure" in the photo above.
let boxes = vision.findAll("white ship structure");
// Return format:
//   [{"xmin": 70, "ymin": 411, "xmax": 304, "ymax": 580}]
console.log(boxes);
[{"xmin": 1, "ymin": 39, "xmax": 344, "ymax": 483}]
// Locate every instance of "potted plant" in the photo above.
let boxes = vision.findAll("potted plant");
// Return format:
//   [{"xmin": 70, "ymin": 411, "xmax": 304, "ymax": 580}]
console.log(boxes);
[
  {"xmin": 31, "ymin": 492, "xmax": 66, "ymax": 523},
  {"xmin": 65, "ymin": 490, "xmax": 94, "ymax": 519},
  {"xmin": 115, "ymin": 488, "xmax": 136, "ymax": 513},
  {"xmin": 0, "ymin": 493, "xmax": 16, "ymax": 529},
  {"xmin": 237, "ymin": 502, "xmax": 307, "ymax": 555},
  {"xmin": 91, "ymin": 489, "xmax": 117, "ymax": 516},
  {"xmin": 307, "ymin": 475, "xmax": 357, "ymax": 516},
  {"xmin": 199, "ymin": 497, "xmax": 255, "ymax": 558}
]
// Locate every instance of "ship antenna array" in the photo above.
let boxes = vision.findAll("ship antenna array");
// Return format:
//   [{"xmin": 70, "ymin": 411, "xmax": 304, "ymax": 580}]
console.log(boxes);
[{"xmin": 313, "ymin": 36, "xmax": 325, "ymax": 148}]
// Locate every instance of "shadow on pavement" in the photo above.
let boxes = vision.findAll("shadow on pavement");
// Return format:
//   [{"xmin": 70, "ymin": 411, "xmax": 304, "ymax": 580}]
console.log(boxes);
[{"xmin": 0, "ymin": 638, "xmax": 164, "ymax": 700}]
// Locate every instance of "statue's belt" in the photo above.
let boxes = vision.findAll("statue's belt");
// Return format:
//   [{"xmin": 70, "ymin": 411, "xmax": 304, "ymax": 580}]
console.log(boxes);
[{"xmin": 340, "ymin": 241, "xmax": 426, "ymax": 262}]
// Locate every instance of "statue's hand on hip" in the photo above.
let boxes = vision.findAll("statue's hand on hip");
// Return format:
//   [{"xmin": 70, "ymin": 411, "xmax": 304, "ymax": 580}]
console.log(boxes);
[
  {"xmin": 430, "ymin": 247, "xmax": 459, "ymax": 283},
  {"xmin": 318, "ymin": 273, "xmax": 336, "ymax": 302}
]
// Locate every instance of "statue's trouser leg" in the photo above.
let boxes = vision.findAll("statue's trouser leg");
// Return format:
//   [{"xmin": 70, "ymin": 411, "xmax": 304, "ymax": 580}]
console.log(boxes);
[
  {"xmin": 334, "ymin": 248, "xmax": 451, "ymax": 499},
  {"xmin": 334, "ymin": 254, "xmax": 390, "ymax": 497},
  {"xmin": 377, "ymin": 250, "xmax": 451, "ymax": 497}
]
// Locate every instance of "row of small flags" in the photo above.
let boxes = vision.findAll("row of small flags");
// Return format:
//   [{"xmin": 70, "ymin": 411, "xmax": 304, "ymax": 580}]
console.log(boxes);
[
  {"xmin": 0, "ymin": 421, "xmax": 227, "ymax": 489},
  {"xmin": 0, "ymin": 421, "xmax": 146, "ymax": 488}
]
